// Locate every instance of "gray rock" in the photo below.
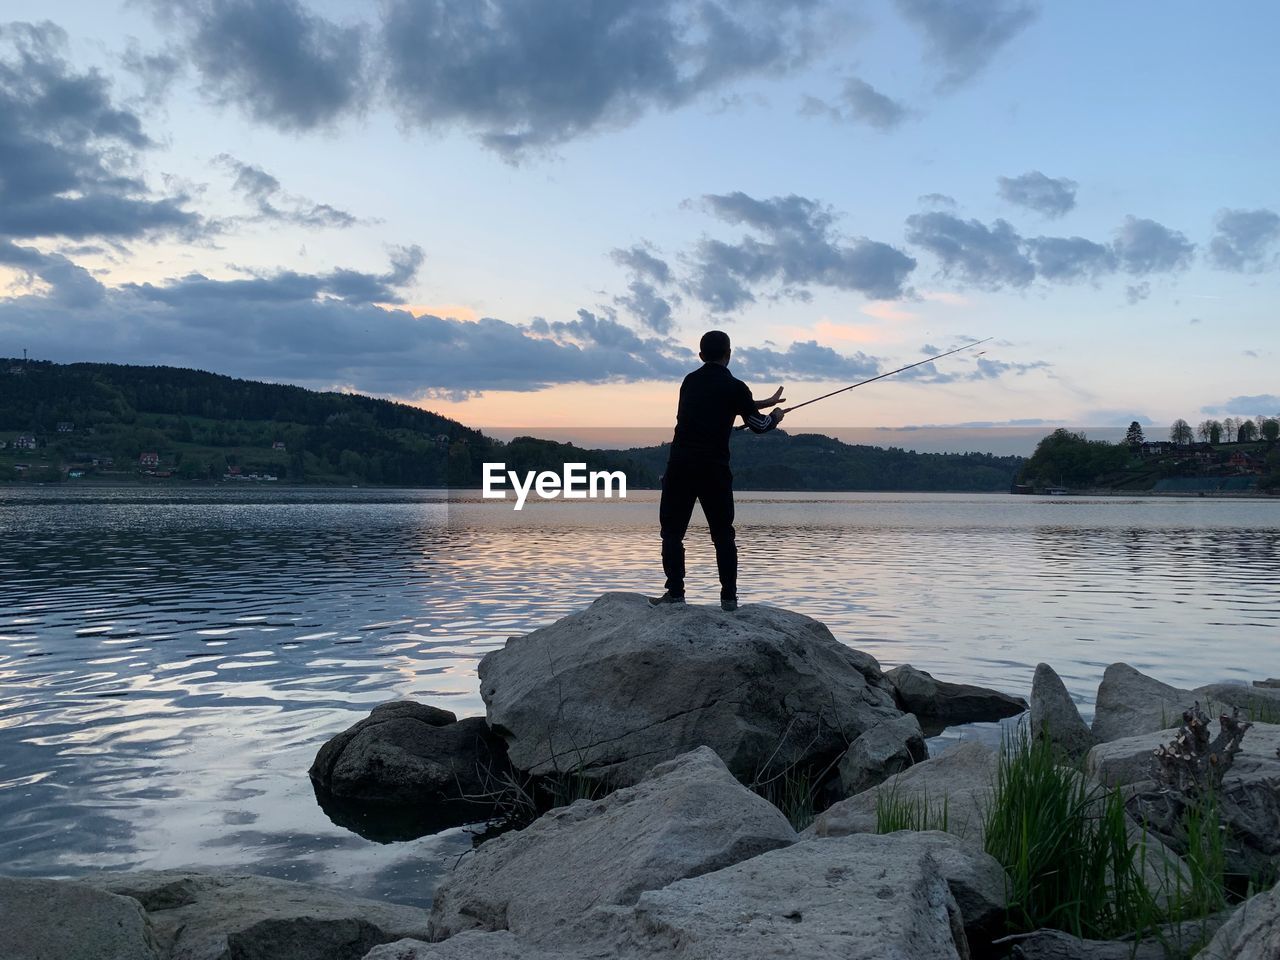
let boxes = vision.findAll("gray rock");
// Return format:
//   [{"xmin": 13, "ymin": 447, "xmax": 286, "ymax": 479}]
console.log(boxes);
[
  {"xmin": 88, "ymin": 870, "xmax": 432, "ymax": 960},
  {"xmin": 427, "ymin": 746, "xmax": 796, "ymax": 944},
  {"xmin": 1196, "ymin": 880, "xmax": 1280, "ymax": 960},
  {"xmin": 310, "ymin": 702, "xmax": 508, "ymax": 805},
  {"xmin": 478, "ymin": 592, "xmax": 901, "ymax": 787},
  {"xmin": 838, "ymin": 713, "xmax": 928, "ymax": 796},
  {"xmin": 886, "ymin": 664, "xmax": 1027, "ymax": 732},
  {"xmin": 1030, "ymin": 663, "xmax": 1095, "ymax": 759},
  {"xmin": 362, "ymin": 932, "xmax": 576, "ymax": 959},
  {"xmin": 881, "ymin": 830, "xmax": 1008, "ymax": 941},
  {"xmin": 614, "ymin": 833, "xmax": 978, "ymax": 959},
  {"xmin": 1257, "ymin": 678, "xmax": 1280, "ymax": 689},
  {"xmin": 1090, "ymin": 723, "xmax": 1280, "ymax": 877},
  {"xmin": 1009, "ymin": 929, "xmax": 1165, "ymax": 959},
  {"xmin": 809, "ymin": 741, "xmax": 998, "ymax": 846},
  {"xmin": 0, "ymin": 876, "xmax": 161, "ymax": 960},
  {"xmin": 1092, "ymin": 665, "xmax": 1280, "ymax": 744}
]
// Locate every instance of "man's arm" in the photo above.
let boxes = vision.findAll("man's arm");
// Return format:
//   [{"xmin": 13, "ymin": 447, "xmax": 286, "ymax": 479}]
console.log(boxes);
[
  {"xmin": 754, "ymin": 386, "xmax": 785, "ymax": 410},
  {"xmin": 738, "ymin": 382, "xmax": 786, "ymax": 433}
]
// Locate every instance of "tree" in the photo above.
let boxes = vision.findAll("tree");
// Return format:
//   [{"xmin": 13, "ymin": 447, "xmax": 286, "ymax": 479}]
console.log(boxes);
[
  {"xmin": 1124, "ymin": 421, "xmax": 1145, "ymax": 449},
  {"xmin": 1238, "ymin": 420, "xmax": 1258, "ymax": 442},
  {"xmin": 1221, "ymin": 417, "xmax": 1238, "ymax": 443},
  {"xmin": 1263, "ymin": 419, "xmax": 1279, "ymax": 442},
  {"xmin": 1169, "ymin": 419, "xmax": 1193, "ymax": 445},
  {"xmin": 1208, "ymin": 420, "xmax": 1223, "ymax": 445},
  {"xmin": 1196, "ymin": 420, "xmax": 1214, "ymax": 443}
]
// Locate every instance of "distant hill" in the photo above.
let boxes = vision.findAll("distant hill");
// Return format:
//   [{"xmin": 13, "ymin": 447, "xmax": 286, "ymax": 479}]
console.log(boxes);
[{"xmin": 0, "ymin": 358, "xmax": 1024, "ymax": 491}]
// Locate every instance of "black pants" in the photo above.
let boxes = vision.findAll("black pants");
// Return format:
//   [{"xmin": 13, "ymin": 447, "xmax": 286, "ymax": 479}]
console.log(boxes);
[{"xmin": 659, "ymin": 459, "xmax": 736, "ymax": 599}]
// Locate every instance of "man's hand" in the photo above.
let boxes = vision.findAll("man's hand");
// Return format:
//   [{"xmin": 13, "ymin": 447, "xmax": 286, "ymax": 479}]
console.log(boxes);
[
  {"xmin": 756, "ymin": 386, "xmax": 786, "ymax": 409},
  {"xmin": 770, "ymin": 407, "xmax": 786, "ymax": 424}
]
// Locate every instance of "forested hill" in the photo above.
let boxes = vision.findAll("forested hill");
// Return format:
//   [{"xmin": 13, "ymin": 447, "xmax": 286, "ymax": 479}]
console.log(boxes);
[{"xmin": 0, "ymin": 358, "xmax": 1023, "ymax": 491}]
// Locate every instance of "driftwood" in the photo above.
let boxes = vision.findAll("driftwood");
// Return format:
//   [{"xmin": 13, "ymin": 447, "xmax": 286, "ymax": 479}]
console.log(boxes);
[{"xmin": 1151, "ymin": 701, "xmax": 1251, "ymax": 795}]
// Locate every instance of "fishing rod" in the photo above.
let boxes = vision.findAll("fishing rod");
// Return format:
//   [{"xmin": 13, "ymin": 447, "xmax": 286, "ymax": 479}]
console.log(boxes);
[{"xmin": 736, "ymin": 336, "xmax": 992, "ymax": 430}]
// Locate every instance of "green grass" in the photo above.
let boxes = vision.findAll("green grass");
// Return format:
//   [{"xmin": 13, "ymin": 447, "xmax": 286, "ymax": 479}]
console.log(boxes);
[
  {"xmin": 751, "ymin": 767, "xmax": 817, "ymax": 832},
  {"xmin": 875, "ymin": 785, "xmax": 950, "ymax": 834}
]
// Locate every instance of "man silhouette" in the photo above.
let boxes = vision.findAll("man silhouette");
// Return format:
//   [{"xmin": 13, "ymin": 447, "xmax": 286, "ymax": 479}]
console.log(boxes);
[{"xmin": 651, "ymin": 330, "xmax": 785, "ymax": 612}]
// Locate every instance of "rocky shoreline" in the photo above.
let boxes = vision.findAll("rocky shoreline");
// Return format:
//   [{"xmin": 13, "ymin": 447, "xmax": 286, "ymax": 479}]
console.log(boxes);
[{"xmin": 6, "ymin": 593, "xmax": 1277, "ymax": 959}]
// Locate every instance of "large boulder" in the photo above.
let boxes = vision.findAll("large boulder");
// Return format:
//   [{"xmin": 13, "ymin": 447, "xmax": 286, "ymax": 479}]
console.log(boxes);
[
  {"xmin": 1030, "ymin": 663, "xmax": 1095, "ymax": 759},
  {"xmin": 428, "ymin": 747, "xmax": 796, "ymax": 944},
  {"xmin": 362, "ymin": 932, "xmax": 574, "ymax": 959},
  {"xmin": 809, "ymin": 741, "xmax": 998, "ymax": 846},
  {"xmin": 1010, "ymin": 929, "xmax": 1165, "ymax": 959},
  {"xmin": 886, "ymin": 665, "xmax": 1027, "ymax": 733},
  {"xmin": 1088, "ymin": 723, "xmax": 1280, "ymax": 877},
  {"xmin": 0, "ymin": 876, "xmax": 161, "ymax": 960},
  {"xmin": 1196, "ymin": 880, "xmax": 1280, "ymax": 960},
  {"xmin": 87, "ymin": 870, "xmax": 432, "ymax": 960},
  {"xmin": 608, "ymin": 832, "xmax": 996, "ymax": 959},
  {"xmin": 478, "ymin": 593, "xmax": 901, "ymax": 787},
  {"xmin": 309, "ymin": 701, "xmax": 508, "ymax": 810},
  {"xmin": 837, "ymin": 713, "xmax": 928, "ymax": 797},
  {"xmin": 1092, "ymin": 664, "xmax": 1280, "ymax": 743}
]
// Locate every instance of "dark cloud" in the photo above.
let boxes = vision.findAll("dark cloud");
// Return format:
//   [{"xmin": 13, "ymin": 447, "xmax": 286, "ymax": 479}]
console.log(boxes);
[
  {"xmin": 1025, "ymin": 235, "xmax": 1116, "ymax": 281},
  {"xmin": 614, "ymin": 280, "xmax": 677, "ymax": 334},
  {"xmin": 1207, "ymin": 208, "xmax": 1280, "ymax": 272},
  {"xmin": 610, "ymin": 244, "xmax": 673, "ymax": 285},
  {"xmin": 732, "ymin": 340, "xmax": 879, "ymax": 382},
  {"xmin": 907, "ymin": 211, "xmax": 1193, "ymax": 290},
  {"xmin": 899, "ymin": 353, "xmax": 1048, "ymax": 384},
  {"xmin": 689, "ymin": 192, "xmax": 916, "ymax": 310},
  {"xmin": 120, "ymin": 42, "xmax": 185, "ymax": 102},
  {"xmin": 0, "ymin": 21, "xmax": 200, "ymax": 241},
  {"xmin": 0, "ymin": 238, "xmax": 105, "ymax": 308},
  {"xmin": 1202, "ymin": 395, "xmax": 1280, "ymax": 416},
  {"xmin": 998, "ymin": 171, "xmax": 1077, "ymax": 217},
  {"xmin": 1112, "ymin": 216, "xmax": 1194, "ymax": 274},
  {"xmin": 803, "ymin": 76, "xmax": 908, "ymax": 131},
  {"xmin": 918, "ymin": 193, "xmax": 956, "ymax": 208},
  {"xmin": 894, "ymin": 0, "xmax": 1038, "ymax": 88},
  {"xmin": 379, "ymin": 0, "xmax": 819, "ymax": 158},
  {"xmin": 214, "ymin": 154, "xmax": 357, "ymax": 228},
  {"xmin": 160, "ymin": 0, "xmax": 367, "ymax": 131},
  {"xmin": 904, "ymin": 212, "xmax": 1034, "ymax": 289}
]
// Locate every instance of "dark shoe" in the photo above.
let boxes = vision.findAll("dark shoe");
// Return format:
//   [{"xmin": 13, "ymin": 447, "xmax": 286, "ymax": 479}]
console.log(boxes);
[
  {"xmin": 720, "ymin": 597, "xmax": 738, "ymax": 612},
  {"xmin": 649, "ymin": 591, "xmax": 686, "ymax": 606}
]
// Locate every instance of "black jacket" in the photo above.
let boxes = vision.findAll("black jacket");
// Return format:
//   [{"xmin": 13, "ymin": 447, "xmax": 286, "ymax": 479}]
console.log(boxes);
[{"xmin": 667, "ymin": 362, "xmax": 777, "ymax": 465}]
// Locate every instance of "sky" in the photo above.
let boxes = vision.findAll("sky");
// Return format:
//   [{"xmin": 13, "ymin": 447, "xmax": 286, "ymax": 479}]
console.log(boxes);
[{"xmin": 1, "ymin": 0, "xmax": 1278, "ymax": 450}]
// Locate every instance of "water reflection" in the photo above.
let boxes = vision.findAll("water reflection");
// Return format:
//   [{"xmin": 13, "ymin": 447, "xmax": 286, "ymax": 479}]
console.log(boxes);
[{"xmin": 0, "ymin": 487, "xmax": 1277, "ymax": 906}]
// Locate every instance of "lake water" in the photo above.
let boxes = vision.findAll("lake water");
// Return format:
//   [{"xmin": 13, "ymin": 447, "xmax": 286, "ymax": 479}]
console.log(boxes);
[{"xmin": 1, "ymin": 486, "xmax": 1277, "ymax": 907}]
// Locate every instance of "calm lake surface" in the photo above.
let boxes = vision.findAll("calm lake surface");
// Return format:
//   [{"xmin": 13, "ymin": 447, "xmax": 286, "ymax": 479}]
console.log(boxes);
[{"xmin": 1, "ymin": 486, "xmax": 1277, "ymax": 906}]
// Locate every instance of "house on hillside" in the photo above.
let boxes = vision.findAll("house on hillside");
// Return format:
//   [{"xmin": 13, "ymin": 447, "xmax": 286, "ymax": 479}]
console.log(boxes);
[
  {"xmin": 68, "ymin": 469, "xmax": 85, "ymax": 479},
  {"xmin": 1228, "ymin": 452, "xmax": 1263, "ymax": 474},
  {"xmin": 272, "ymin": 440, "xmax": 286, "ymax": 451},
  {"xmin": 91, "ymin": 455, "xmax": 113, "ymax": 467},
  {"xmin": 14, "ymin": 434, "xmax": 36, "ymax": 450},
  {"xmin": 57, "ymin": 421, "xmax": 74, "ymax": 433},
  {"xmin": 139, "ymin": 451, "xmax": 160, "ymax": 468},
  {"xmin": 1140, "ymin": 441, "xmax": 1175, "ymax": 457}
]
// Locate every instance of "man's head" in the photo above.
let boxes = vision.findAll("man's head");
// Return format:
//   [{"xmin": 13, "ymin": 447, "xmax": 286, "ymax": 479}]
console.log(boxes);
[{"xmin": 699, "ymin": 330, "xmax": 731, "ymax": 365}]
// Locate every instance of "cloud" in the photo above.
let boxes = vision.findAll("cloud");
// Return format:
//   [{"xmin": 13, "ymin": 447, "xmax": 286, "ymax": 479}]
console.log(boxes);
[
  {"xmin": 732, "ymin": 340, "xmax": 879, "ymax": 382},
  {"xmin": 0, "ymin": 21, "xmax": 201, "ymax": 241},
  {"xmin": 918, "ymin": 193, "xmax": 956, "ymax": 208},
  {"xmin": 610, "ymin": 244, "xmax": 673, "ymax": 285},
  {"xmin": 1207, "ymin": 208, "xmax": 1280, "ymax": 271},
  {"xmin": 688, "ymin": 192, "xmax": 917, "ymax": 310},
  {"xmin": 1201, "ymin": 395, "xmax": 1280, "ymax": 416},
  {"xmin": 214, "ymin": 154, "xmax": 357, "ymax": 228},
  {"xmin": 0, "ymin": 238, "xmax": 105, "ymax": 308},
  {"xmin": 614, "ymin": 280, "xmax": 677, "ymax": 334},
  {"xmin": 906, "ymin": 210, "xmax": 1194, "ymax": 290},
  {"xmin": 997, "ymin": 171, "xmax": 1077, "ymax": 217},
  {"xmin": 803, "ymin": 76, "xmax": 908, "ymax": 131},
  {"xmin": 378, "ymin": 0, "xmax": 821, "ymax": 158},
  {"xmin": 899, "ymin": 353, "xmax": 1049, "ymax": 383},
  {"xmin": 158, "ymin": 0, "xmax": 368, "ymax": 131},
  {"xmin": 904, "ymin": 212, "xmax": 1034, "ymax": 289},
  {"xmin": 894, "ymin": 0, "xmax": 1038, "ymax": 88},
  {"xmin": 1112, "ymin": 216, "xmax": 1194, "ymax": 274},
  {"xmin": 1125, "ymin": 282, "xmax": 1150, "ymax": 304}
]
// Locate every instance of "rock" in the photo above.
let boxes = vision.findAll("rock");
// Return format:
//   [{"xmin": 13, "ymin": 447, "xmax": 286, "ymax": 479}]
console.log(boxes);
[
  {"xmin": 1257, "ymin": 678, "xmax": 1280, "ymax": 689},
  {"xmin": 309, "ymin": 702, "xmax": 508, "ymax": 808},
  {"xmin": 1009, "ymin": 929, "xmax": 1165, "ymax": 959},
  {"xmin": 88, "ymin": 870, "xmax": 432, "ymax": 960},
  {"xmin": 612, "ymin": 833, "xmax": 981, "ymax": 959},
  {"xmin": 0, "ymin": 876, "xmax": 161, "ymax": 960},
  {"xmin": 886, "ymin": 665, "xmax": 1027, "ymax": 733},
  {"xmin": 808, "ymin": 741, "xmax": 998, "ymax": 846},
  {"xmin": 362, "ymin": 932, "xmax": 575, "ymax": 959},
  {"xmin": 1030, "ymin": 663, "xmax": 1095, "ymax": 759},
  {"xmin": 1196, "ymin": 880, "xmax": 1280, "ymax": 960},
  {"xmin": 882, "ymin": 830, "xmax": 1008, "ymax": 943},
  {"xmin": 1092, "ymin": 664, "xmax": 1280, "ymax": 744},
  {"xmin": 428, "ymin": 746, "xmax": 796, "ymax": 944},
  {"xmin": 837, "ymin": 713, "xmax": 928, "ymax": 797},
  {"xmin": 478, "ymin": 592, "xmax": 901, "ymax": 787},
  {"xmin": 1090, "ymin": 723, "xmax": 1280, "ymax": 877}
]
